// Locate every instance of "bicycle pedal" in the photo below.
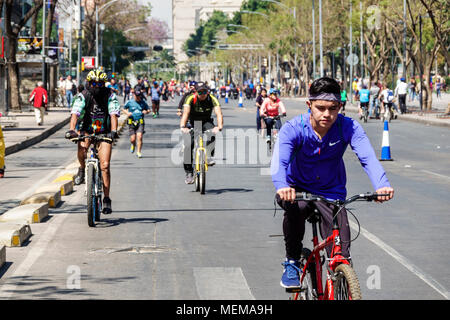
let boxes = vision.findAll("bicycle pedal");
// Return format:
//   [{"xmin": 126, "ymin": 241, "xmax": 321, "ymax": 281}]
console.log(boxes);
[{"xmin": 285, "ymin": 287, "xmax": 303, "ymax": 293}]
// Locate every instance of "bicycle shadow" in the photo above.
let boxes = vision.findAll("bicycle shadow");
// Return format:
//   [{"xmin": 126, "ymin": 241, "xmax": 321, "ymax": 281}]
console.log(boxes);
[
  {"xmin": 94, "ymin": 217, "xmax": 169, "ymax": 228},
  {"xmin": 201, "ymin": 188, "xmax": 253, "ymax": 195}
]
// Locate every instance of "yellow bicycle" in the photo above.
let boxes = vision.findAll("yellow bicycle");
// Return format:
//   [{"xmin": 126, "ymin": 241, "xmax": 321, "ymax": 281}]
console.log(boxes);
[{"xmin": 190, "ymin": 128, "xmax": 213, "ymax": 194}]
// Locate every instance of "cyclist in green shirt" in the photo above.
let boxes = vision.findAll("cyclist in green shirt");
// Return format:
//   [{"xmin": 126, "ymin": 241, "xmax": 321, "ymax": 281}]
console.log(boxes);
[{"xmin": 340, "ymin": 82, "xmax": 347, "ymax": 115}]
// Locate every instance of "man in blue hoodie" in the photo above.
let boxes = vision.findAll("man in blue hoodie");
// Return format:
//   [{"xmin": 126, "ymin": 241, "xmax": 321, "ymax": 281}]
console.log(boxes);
[{"xmin": 271, "ymin": 77, "xmax": 394, "ymax": 289}]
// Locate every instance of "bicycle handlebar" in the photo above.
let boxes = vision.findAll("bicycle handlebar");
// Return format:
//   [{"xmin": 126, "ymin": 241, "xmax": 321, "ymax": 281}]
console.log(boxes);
[
  {"xmin": 70, "ymin": 134, "xmax": 113, "ymax": 144},
  {"xmin": 187, "ymin": 128, "xmax": 215, "ymax": 134},
  {"xmin": 294, "ymin": 192, "xmax": 390, "ymax": 206}
]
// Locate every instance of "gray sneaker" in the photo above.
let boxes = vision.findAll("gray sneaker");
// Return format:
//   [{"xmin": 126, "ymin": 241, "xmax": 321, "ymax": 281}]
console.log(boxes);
[
  {"xmin": 185, "ymin": 172, "xmax": 194, "ymax": 184},
  {"xmin": 74, "ymin": 167, "xmax": 85, "ymax": 185}
]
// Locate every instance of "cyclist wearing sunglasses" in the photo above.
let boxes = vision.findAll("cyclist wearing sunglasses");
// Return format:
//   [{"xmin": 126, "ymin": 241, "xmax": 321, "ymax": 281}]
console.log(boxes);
[
  {"xmin": 65, "ymin": 69, "xmax": 120, "ymax": 214},
  {"xmin": 180, "ymin": 83, "xmax": 223, "ymax": 184},
  {"xmin": 271, "ymin": 77, "xmax": 394, "ymax": 289}
]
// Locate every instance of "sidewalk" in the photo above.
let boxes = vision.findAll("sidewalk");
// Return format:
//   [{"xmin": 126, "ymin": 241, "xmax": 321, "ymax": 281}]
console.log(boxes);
[
  {"xmin": 1, "ymin": 107, "xmax": 71, "ymax": 156},
  {"xmin": 288, "ymin": 94, "xmax": 450, "ymax": 128}
]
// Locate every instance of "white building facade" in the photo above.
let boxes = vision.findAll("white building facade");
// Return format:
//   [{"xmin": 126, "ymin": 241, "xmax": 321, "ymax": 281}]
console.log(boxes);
[{"xmin": 172, "ymin": 0, "xmax": 243, "ymax": 71}]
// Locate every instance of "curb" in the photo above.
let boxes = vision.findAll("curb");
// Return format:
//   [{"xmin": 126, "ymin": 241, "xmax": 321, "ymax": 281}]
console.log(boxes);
[
  {"xmin": 0, "ymin": 115, "xmax": 128, "ymax": 260},
  {"xmin": 35, "ymin": 180, "xmax": 73, "ymax": 196},
  {"xmin": 0, "ymin": 223, "xmax": 32, "ymax": 247},
  {"xmin": 0, "ymin": 203, "xmax": 49, "ymax": 224},
  {"xmin": 0, "ymin": 245, "xmax": 5, "ymax": 268},
  {"xmin": 4, "ymin": 116, "xmax": 71, "ymax": 156}
]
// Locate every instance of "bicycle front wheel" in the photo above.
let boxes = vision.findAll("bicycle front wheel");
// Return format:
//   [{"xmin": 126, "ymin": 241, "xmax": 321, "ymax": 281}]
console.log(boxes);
[
  {"xmin": 86, "ymin": 164, "xmax": 96, "ymax": 227},
  {"xmin": 333, "ymin": 264, "xmax": 362, "ymax": 300},
  {"xmin": 199, "ymin": 150, "xmax": 206, "ymax": 195}
]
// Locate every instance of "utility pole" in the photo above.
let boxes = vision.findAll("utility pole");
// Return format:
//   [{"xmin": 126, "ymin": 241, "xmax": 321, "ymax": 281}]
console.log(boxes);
[
  {"xmin": 95, "ymin": 5, "xmax": 99, "ymax": 68},
  {"xmin": 319, "ymin": 0, "xmax": 323, "ymax": 77},
  {"xmin": 403, "ymin": 0, "xmax": 407, "ymax": 78},
  {"xmin": 360, "ymin": 1, "xmax": 364, "ymax": 80},
  {"xmin": 349, "ymin": 0, "xmax": 353, "ymax": 103},
  {"xmin": 42, "ymin": 0, "xmax": 47, "ymax": 89},
  {"xmin": 312, "ymin": 0, "xmax": 316, "ymax": 80},
  {"xmin": 76, "ymin": 0, "xmax": 82, "ymax": 86}
]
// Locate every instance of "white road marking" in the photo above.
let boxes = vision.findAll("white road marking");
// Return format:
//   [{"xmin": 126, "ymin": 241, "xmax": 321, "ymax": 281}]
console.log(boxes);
[
  {"xmin": 420, "ymin": 169, "xmax": 450, "ymax": 180},
  {"xmin": 349, "ymin": 221, "xmax": 450, "ymax": 300},
  {"xmin": 0, "ymin": 190, "xmax": 82, "ymax": 299},
  {"xmin": 194, "ymin": 267, "xmax": 255, "ymax": 300}
]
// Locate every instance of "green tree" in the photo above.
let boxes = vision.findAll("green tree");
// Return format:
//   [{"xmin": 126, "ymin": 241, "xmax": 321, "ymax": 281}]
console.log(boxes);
[{"xmin": 183, "ymin": 10, "xmax": 229, "ymax": 57}]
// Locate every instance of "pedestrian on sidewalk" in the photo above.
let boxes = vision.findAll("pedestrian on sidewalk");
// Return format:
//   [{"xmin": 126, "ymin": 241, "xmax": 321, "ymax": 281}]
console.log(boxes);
[
  {"xmin": 63, "ymin": 75, "xmax": 76, "ymax": 108},
  {"xmin": 395, "ymin": 77, "xmax": 408, "ymax": 114},
  {"xmin": 29, "ymin": 81, "xmax": 48, "ymax": 126}
]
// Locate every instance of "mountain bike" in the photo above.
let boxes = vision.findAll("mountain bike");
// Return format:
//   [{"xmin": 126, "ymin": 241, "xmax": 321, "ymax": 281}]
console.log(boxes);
[
  {"xmin": 287, "ymin": 192, "xmax": 388, "ymax": 300},
  {"xmin": 190, "ymin": 128, "xmax": 214, "ymax": 195},
  {"xmin": 70, "ymin": 133, "xmax": 112, "ymax": 227}
]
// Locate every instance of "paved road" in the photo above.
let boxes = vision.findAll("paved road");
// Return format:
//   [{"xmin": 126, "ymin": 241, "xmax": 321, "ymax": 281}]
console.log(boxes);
[{"xmin": 0, "ymin": 96, "xmax": 448, "ymax": 300}]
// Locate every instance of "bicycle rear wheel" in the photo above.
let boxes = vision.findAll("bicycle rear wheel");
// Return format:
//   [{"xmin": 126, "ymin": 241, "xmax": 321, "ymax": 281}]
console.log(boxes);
[
  {"xmin": 333, "ymin": 264, "xmax": 362, "ymax": 300},
  {"xmin": 86, "ymin": 164, "xmax": 96, "ymax": 227},
  {"xmin": 363, "ymin": 107, "xmax": 368, "ymax": 123}
]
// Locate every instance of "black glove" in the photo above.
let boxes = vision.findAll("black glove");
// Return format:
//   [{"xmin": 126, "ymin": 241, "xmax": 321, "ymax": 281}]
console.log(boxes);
[{"xmin": 65, "ymin": 130, "xmax": 78, "ymax": 140}]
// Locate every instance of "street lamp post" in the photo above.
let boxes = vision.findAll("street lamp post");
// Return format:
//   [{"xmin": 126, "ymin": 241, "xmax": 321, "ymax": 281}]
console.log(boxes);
[
  {"xmin": 319, "ymin": 0, "xmax": 323, "ymax": 77},
  {"xmin": 349, "ymin": 0, "xmax": 353, "ymax": 103},
  {"xmin": 312, "ymin": 0, "xmax": 316, "ymax": 80},
  {"xmin": 42, "ymin": 1, "xmax": 47, "ymax": 89},
  {"xmin": 96, "ymin": 0, "xmax": 121, "ymax": 68},
  {"xmin": 241, "ymin": 10, "xmax": 269, "ymax": 19},
  {"xmin": 227, "ymin": 24, "xmax": 249, "ymax": 30}
]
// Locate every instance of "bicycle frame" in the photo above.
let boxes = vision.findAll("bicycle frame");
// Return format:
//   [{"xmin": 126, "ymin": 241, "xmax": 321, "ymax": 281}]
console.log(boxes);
[
  {"xmin": 84, "ymin": 142, "xmax": 103, "ymax": 199},
  {"xmin": 194, "ymin": 133, "xmax": 208, "ymax": 173},
  {"xmin": 298, "ymin": 209, "xmax": 350, "ymax": 300}
]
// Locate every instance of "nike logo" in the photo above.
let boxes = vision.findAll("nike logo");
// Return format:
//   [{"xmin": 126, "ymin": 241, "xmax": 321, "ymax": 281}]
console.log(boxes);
[{"xmin": 329, "ymin": 140, "xmax": 341, "ymax": 147}]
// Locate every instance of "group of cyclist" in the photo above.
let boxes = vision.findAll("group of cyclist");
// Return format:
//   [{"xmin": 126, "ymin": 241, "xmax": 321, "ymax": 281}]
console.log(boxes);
[
  {"xmin": 354, "ymin": 79, "xmax": 407, "ymax": 121},
  {"xmin": 64, "ymin": 69, "xmax": 394, "ymax": 292}
]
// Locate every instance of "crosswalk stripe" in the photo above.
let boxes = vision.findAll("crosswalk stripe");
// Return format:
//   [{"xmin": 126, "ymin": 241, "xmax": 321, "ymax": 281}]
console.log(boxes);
[{"xmin": 193, "ymin": 267, "xmax": 255, "ymax": 300}]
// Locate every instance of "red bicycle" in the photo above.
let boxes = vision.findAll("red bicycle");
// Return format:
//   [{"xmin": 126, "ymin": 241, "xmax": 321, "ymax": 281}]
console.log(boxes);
[{"xmin": 288, "ymin": 192, "xmax": 387, "ymax": 300}]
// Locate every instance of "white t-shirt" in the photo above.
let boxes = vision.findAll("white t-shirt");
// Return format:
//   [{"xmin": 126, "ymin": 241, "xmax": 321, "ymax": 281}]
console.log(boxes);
[
  {"xmin": 380, "ymin": 89, "xmax": 394, "ymax": 103},
  {"xmin": 64, "ymin": 79, "xmax": 74, "ymax": 91},
  {"xmin": 395, "ymin": 82, "xmax": 408, "ymax": 95}
]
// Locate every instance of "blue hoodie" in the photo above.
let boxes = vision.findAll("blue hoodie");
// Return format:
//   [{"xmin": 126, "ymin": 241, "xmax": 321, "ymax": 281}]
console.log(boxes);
[{"xmin": 271, "ymin": 113, "xmax": 390, "ymax": 200}]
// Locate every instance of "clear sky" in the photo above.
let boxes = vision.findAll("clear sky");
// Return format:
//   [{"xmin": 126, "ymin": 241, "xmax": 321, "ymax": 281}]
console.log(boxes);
[{"xmin": 142, "ymin": 0, "xmax": 172, "ymax": 32}]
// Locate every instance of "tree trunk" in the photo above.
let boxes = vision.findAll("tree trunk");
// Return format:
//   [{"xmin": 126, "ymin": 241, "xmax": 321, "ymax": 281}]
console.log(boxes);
[
  {"xmin": 30, "ymin": 0, "xmax": 40, "ymax": 37},
  {"xmin": 7, "ymin": 37, "xmax": 22, "ymax": 112}
]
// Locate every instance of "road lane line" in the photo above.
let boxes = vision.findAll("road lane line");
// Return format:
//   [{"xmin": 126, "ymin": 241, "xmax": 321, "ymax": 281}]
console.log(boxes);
[
  {"xmin": 349, "ymin": 221, "xmax": 450, "ymax": 300},
  {"xmin": 420, "ymin": 169, "xmax": 450, "ymax": 180},
  {"xmin": 194, "ymin": 267, "xmax": 255, "ymax": 300}
]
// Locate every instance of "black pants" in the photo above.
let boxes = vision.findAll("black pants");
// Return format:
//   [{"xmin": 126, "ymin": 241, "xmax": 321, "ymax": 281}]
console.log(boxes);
[
  {"xmin": 398, "ymin": 94, "xmax": 407, "ymax": 114},
  {"xmin": 278, "ymin": 196, "xmax": 351, "ymax": 261},
  {"xmin": 183, "ymin": 121, "xmax": 215, "ymax": 174},
  {"xmin": 264, "ymin": 117, "xmax": 282, "ymax": 137}
]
